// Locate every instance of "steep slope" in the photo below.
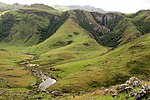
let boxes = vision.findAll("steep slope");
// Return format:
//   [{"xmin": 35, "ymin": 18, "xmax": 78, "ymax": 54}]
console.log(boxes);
[
  {"xmin": 48, "ymin": 33, "xmax": 150, "ymax": 92},
  {"xmin": 100, "ymin": 17, "xmax": 141, "ymax": 47},
  {"xmin": 68, "ymin": 10, "xmax": 122, "ymax": 45},
  {"xmin": 29, "ymin": 18, "xmax": 108, "ymax": 65},
  {"xmin": 0, "ymin": 9, "xmax": 68, "ymax": 46},
  {"xmin": 1, "ymin": 8, "xmax": 149, "ymax": 48},
  {"xmin": 99, "ymin": 10, "xmax": 150, "ymax": 47},
  {"xmin": 132, "ymin": 10, "xmax": 150, "ymax": 34}
]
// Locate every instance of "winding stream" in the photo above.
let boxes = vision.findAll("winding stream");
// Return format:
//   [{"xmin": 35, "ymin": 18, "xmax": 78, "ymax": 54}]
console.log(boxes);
[{"xmin": 20, "ymin": 52, "xmax": 57, "ymax": 92}]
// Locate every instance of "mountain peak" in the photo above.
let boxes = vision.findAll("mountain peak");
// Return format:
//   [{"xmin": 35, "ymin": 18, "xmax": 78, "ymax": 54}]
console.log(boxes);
[{"xmin": 53, "ymin": 5, "xmax": 106, "ymax": 13}]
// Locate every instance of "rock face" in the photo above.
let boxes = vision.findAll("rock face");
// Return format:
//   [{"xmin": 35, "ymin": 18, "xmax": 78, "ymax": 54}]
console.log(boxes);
[
  {"xmin": 69, "ymin": 10, "xmax": 121, "ymax": 44},
  {"xmin": 92, "ymin": 12, "xmax": 120, "ymax": 26}
]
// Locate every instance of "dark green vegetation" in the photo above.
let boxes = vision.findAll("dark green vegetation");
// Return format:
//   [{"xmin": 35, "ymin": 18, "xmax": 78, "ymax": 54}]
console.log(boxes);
[{"xmin": 0, "ymin": 3, "xmax": 149, "ymax": 99}]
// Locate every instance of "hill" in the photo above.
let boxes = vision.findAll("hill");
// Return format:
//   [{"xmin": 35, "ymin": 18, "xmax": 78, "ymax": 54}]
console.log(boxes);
[
  {"xmin": 0, "ymin": 4, "xmax": 149, "ymax": 99},
  {"xmin": 0, "ymin": 2, "xmax": 24, "ymax": 11},
  {"xmin": 53, "ymin": 5, "xmax": 106, "ymax": 13}
]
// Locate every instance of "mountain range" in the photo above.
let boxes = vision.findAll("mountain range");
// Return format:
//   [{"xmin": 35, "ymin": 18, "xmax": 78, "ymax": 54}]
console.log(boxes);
[
  {"xmin": 53, "ymin": 5, "xmax": 106, "ymax": 13},
  {"xmin": 0, "ymin": 2, "xmax": 106, "ymax": 13},
  {"xmin": 0, "ymin": 3, "xmax": 149, "ymax": 99}
]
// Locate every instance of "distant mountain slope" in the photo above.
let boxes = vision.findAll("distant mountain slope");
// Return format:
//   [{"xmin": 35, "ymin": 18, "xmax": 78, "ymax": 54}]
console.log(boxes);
[
  {"xmin": 99, "ymin": 10, "xmax": 150, "ymax": 47},
  {"xmin": 53, "ymin": 5, "xmax": 106, "ymax": 13},
  {"xmin": 0, "ymin": 2, "xmax": 24, "ymax": 11},
  {"xmin": 0, "ymin": 8, "xmax": 149, "ymax": 48},
  {"xmin": 0, "ymin": 8, "xmax": 67, "ymax": 46}
]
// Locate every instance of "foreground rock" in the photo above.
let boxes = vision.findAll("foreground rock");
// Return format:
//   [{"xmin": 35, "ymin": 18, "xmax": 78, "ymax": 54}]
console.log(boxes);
[{"xmin": 109, "ymin": 77, "xmax": 150, "ymax": 100}]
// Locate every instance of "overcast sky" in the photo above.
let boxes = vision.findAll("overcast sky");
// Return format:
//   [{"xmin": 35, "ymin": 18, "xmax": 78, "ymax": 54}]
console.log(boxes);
[{"xmin": 0, "ymin": 0, "xmax": 150, "ymax": 13}]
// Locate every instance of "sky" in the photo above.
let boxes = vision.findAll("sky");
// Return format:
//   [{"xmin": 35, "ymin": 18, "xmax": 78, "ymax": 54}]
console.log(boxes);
[{"xmin": 0, "ymin": 0, "xmax": 150, "ymax": 13}]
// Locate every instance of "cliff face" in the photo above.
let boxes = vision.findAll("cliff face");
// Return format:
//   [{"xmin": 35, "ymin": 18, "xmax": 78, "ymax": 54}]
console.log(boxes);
[
  {"xmin": 67, "ymin": 10, "xmax": 122, "ymax": 44},
  {"xmin": 92, "ymin": 13, "xmax": 121, "ymax": 26}
]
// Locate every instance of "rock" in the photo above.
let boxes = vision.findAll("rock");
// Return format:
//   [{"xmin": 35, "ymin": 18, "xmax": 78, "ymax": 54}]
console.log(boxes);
[
  {"xmin": 112, "ymin": 92, "xmax": 118, "ymax": 98},
  {"xmin": 83, "ymin": 43, "xmax": 90, "ymax": 46},
  {"xmin": 124, "ymin": 86, "xmax": 132, "ymax": 93},
  {"xmin": 132, "ymin": 81, "xmax": 141, "ymax": 87},
  {"xmin": 100, "ymin": 87, "xmax": 105, "ymax": 90},
  {"xmin": 26, "ymin": 64, "xmax": 39, "ymax": 67},
  {"xmin": 135, "ymin": 89, "xmax": 148, "ymax": 100},
  {"xmin": 125, "ymin": 77, "xmax": 141, "ymax": 87},
  {"xmin": 126, "ymin": 90, "xmax": 137, "ymax": 99},
  {"xmin": 117, "ymin": 84, "xmax": 128, "ymax": 93},
  {"xmin": 103, "ymin": 89, "xmax": 114, "ymax": 95},
  {"xmin": 51, "ymin": 91, "xmax": 62, "ymax": 96}
]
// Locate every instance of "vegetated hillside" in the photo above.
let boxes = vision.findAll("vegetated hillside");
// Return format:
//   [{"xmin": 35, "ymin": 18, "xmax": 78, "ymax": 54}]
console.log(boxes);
[
  {"xmin": 48, "ymin": 33, "xmax": 150, "ymax": 92},
  {"xmin": 100, "ymin": 10, "xmax": 150, "ymax": 47},
  {"xmin": 68, "ymin": 10, "xmax": 121, "ymax": 44},
  {"xmin": 66, "ymin": 10, "xmax": 150, "ymax": 47},
  {"xmin": 0, "ymin": 8, "xmax": 149, "ymax": 47},
  {"xmin": 23, "ymin": 3, "xmax": 60, "ymax": 15},
  {"xmin": 29, "ymin": 18, "xmax": 108, "ymax": 66},
  {"xmin": 0, "ymin": 8, "xmax": 68, "ymax": 46},
  {"xmin": 0, "ymin": 4, "xmax": 149, "ymax": 96}
]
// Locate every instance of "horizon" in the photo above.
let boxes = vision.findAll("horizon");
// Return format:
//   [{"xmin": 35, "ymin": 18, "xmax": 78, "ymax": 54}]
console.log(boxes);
[{"xmin": 0, "ymin": 0, "xmax": 150, "ymax": 13}]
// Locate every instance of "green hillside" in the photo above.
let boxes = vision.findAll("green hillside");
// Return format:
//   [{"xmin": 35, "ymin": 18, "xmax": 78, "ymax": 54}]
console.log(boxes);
[
  {"xmin": 29, "ymin": 18, "xmax": 108, "ymax": 66},
  {"xmin": 47, "ymin": 33, "xmax": 150, "ymax": 92},
  {"xmin": 100, "ymin": 10, "xmax": 150, "ymax": 47},
  {"xmin": 0, "ymin": 8, "xmax": 67, "ymax": 47},
  {"xmin": 0, "ymin": 4, "xmax": 149, "ymax": 99}
]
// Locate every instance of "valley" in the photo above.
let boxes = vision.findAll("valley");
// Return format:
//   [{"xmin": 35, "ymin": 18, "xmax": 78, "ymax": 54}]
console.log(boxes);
[{"xmin": 0, "ymin": 3, "xmax": 149, "ymax": 100}]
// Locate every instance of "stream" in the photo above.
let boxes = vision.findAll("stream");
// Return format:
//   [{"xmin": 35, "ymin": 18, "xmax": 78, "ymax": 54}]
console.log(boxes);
[
  {"xmin": 20, "ymin": 52, "xmax": 57, "ymax": 92},
  {"xmin": 39, "ymin": 77, "xmax": 56, "ymax": 91}
]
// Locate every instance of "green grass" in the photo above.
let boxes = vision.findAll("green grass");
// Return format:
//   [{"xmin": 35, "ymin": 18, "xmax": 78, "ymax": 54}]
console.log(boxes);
[
  {"xmin": 0, "ymin": 9, "xmax": 149, "ymax": 99},
  {"xmin": 29, "ymin": 18, "xmax": 108, "ymax": 66},
  {"xmin": 47, "ymin": 33, "xmax": 150, "ymax": 92},
  {"xmin": 0, "ymin": 49, "xmax": 36, "ymax": 90}
]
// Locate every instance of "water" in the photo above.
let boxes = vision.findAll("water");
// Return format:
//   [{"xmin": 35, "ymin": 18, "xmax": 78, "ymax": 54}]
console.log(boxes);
[{"xmin": 39, "ymin": 78, "xmax": 56, "ymax": 91}]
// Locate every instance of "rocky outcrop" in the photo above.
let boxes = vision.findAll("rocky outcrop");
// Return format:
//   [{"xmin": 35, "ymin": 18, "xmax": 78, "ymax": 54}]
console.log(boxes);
[
  {"xmin": 68, "ymin": 10, "xmax": 121, "ymax": 44},
  {"xmin": 91, "ymin": 12, "xmax": 121, "ymax": 26},
  {"xmin": 106, "ymin": 77, "xmax": 150, "ymax": 100}
]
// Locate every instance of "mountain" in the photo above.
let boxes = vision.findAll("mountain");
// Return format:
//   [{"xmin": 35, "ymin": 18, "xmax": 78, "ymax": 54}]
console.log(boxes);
[
  {"xmin": 53, "ymin": 5, "xmax": 106, "ymax": 13},
  {"xmin": 0, "ymin": 2, "xmax": 24, "ymax": 11},
  {"xmin": 0, "ymin": 3, "xmax": 149, "ymax": 99}
]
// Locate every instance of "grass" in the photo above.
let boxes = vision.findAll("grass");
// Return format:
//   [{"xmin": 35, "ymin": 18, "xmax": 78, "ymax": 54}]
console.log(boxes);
[
  {"xmin": 46, "ymin": 33, "xmax": 150, "ymax": 92},
  {"xmin": 0, "ymin": 9, "xmax": 149, "ymax": 99},
  {"xmin": 0, "ymin": 49, "xmax": 36, "ymax": 90},
  {"xmin": 29, "ymin": 18, "xmax": 108, "ymax": 66}
]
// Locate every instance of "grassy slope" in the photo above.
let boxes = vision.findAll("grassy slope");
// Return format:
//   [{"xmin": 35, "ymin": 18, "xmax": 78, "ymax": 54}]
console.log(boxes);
[
  {"xmin": 0, "ymin": 49, "xmax": 36, "ymax": 89},
  {"xmin": 48, "ymin": 33, "xmax": 150, "ymax": 92},
  {"xmin": 0, "ymin": 7, "xmax": 62, "ymax": 47},
  {"xmin": 100, "ymin": 16, "xmax": 141, "ymax": 47},
  {"xmin": 29, "ymin": 18, "xmax": 108, "ymax": 66},
  {"xmin": 24, "ymin": 3, "xmax": 61, "ymax": 15},
  {"xmin": 6, "ymin": 10, "xmax": 49, "ymax": 46}
]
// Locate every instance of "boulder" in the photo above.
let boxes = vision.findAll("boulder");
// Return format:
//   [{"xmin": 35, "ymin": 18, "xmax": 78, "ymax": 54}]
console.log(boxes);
[{"xmin": 51, "ymin": 91, "xmax": 62, "ymax": 97}]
